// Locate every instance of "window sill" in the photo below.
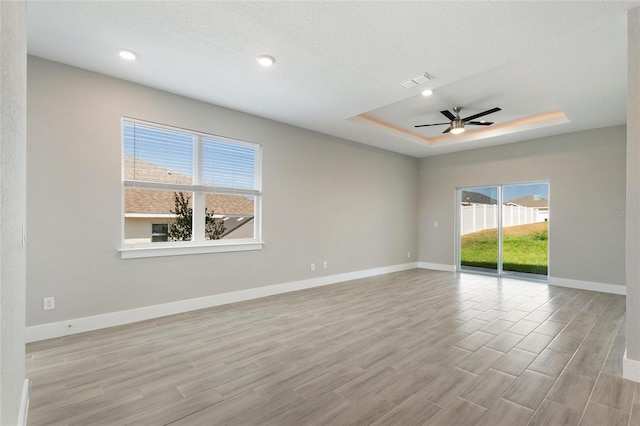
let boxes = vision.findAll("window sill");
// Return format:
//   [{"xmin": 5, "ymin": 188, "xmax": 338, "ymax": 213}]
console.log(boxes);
[{"xmin": 120, "ymin": 241, "xmax": 264, "ymax": 259}]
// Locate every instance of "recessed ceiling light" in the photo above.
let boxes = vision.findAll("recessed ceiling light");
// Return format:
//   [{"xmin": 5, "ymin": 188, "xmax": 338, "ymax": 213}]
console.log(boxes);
[
  {"xmin": 118, "ymin": 49, "xmax": 139, "ymax": 61},
  {"xmin": 421, "ymin": 89, "xmax": 434, "ymax": 97},
  {"xmin": 257, "ymin": 54, "xmax": 275, "ymax": 67}
]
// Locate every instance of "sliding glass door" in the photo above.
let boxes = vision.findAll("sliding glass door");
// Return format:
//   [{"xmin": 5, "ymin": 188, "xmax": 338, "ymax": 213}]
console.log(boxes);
[
  {"xmin": 458, "ymin": 182, "xmax": 549, "ymax": 278},
  {"xmin": 459, "ymin": 186, "xmax": 499, "ymax": 274},
  {"xmin": 501, "ymin": 183, "xmax": 549, "ymax": 276}
]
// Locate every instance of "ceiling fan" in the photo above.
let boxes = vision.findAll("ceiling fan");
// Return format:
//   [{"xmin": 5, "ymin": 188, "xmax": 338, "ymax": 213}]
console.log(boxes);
[{"xmin": 415, "ymin": 106, "xmax": 502, "ymax": 134}]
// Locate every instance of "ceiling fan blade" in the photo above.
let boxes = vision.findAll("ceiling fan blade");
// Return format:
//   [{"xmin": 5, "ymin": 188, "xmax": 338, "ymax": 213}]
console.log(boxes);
[
  {"xmin": 442, "ymin": 127, "xmax": 452, "ymax": 134},
  {"xmin": 440, "ymin": 110, "xmax": 456, "ymax": 121},
  {"xmin": 467, "ymin": 121, "xmax": 494, "ymax": 126},
  {"xmin": 414, "ymin": 122, "xmax": 450, "ymax": 128},
  {"xmin": 462, "ymin": 107, "xmax": 501, "ymax": 122}
]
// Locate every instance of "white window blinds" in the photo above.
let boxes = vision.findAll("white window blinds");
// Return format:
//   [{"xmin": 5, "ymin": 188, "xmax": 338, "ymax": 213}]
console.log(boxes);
[
  {"xmin": 202, "ymin": 138, "xmax": 257, "ymax": 191},
  {"xmin": 123, "ymin": 120, "xmax": 260, "ymax": 194},
  {"xmin": 123, "ymin": 122, "xmax": 194, "ymax": 185}
]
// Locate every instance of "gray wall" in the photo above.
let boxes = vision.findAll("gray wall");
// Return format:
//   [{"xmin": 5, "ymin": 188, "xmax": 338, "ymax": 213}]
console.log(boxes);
[
  {"xmin": 1, "ymin": 1, "xmax": 27, "ymax": 424},
  {"xmin": 419, "ymin": 125, "xmax": 626, "ymax": 287},
  {"xmin": 26, "ymin": 56, "xmax": 419, "ymax": 326},
  {"xmin": 626, "ymin": 6, "xmax": 640, "ymax": 366}
]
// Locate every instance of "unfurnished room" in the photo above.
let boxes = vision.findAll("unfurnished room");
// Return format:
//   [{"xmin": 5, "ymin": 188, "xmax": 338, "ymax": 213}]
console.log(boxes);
[{"xmin": 3, "ymin": 1, "xmax": 640, "ymax": 425}]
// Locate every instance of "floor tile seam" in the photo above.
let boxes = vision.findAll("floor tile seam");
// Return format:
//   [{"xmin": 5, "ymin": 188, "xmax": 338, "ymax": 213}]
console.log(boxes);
[
  {"xmin": 486, "ymin": 367, "xmax": 518, "ymax": 380},
  {"xmin": 500, "ymin": 345, "xmax": 538, "ymax": 363},
  {"xmin": 159, "ymin": 398, "xmax": 217, "ymax": 426},
  {"xmin": 498, "ymin": 368, "xmax": 558, "ymax": 414},
  {"xmin": 505, "ymin": 324, "xmax": 542, "ymax": 337},
  {"xmin": 61, "ymin": 346, "xmax": 135, "ymax": 363},
  {"xmin": 627, "ymin": 385, "xmax": 639, "ymax": 426},
  {"xmin": 291, "ymin": 384, "xmax": 355, "ymax": 411},
  {"xmin": 452, "ymin": 395, "xmax": 489, "ymax": 411},
  {"xmin": 496, "ymin": 395, "xmax": 535, "ymax": 414},
  {"xmin": 459, "ymin": 385, "xmax": 529, "ymax": 413},
  {"xmin": 175, "ymin": 385, "xmax": 187, "ymax": 399},
  {"xmin": 64, "ymin": 382, "xmax": 106, "ymax": 398},
  {"xmin": 526, "ymin": 354, "xmax": 565, "ymax": 378}
]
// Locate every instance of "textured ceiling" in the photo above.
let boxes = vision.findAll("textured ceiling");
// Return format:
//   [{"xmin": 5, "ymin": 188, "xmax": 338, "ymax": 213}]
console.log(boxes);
[{"xmin": 26, "ymin": 1, "xmax": 638, "ymax": 157}]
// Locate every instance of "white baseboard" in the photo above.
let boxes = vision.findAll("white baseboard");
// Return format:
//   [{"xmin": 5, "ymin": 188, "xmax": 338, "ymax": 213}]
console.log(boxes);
[
  {"xmin": 26, "ymin": 262, "xmax": 418, "ymax": 342},
  {"xmin": 18, "ymin": 379, "xmax": 29, "ymax": 426},
  {"xmin": 418, "ymin": 262, "xmax": 456, "ymax": 272},
  {"xmin": 623, "ymin": 349, "xmax": 640, "ymax": 383},
  {"xmin": 415, "ymin": 264, "xmax": 625, "ymax": 296},
  {"xmin": 548, "ymin": 277, "xmax": 626, "ymax": 295}
]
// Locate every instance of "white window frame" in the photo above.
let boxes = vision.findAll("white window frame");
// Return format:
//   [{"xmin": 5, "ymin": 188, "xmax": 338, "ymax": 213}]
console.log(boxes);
[{"xmin": 120, "ymin": 118, "xmax": 263, "ymax": 259}]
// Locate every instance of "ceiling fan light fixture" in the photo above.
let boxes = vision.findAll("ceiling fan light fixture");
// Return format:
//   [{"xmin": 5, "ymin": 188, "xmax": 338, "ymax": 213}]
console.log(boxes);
[
  {"xmin": 414, "ymin": 106, "xmax": 500, "ymax": 135},
  {"xmin": 450, "ymin": 121, "xmax": 465, "ymax": 134},
  {"xmin": 421, "ymin": 89, "xmax": 433, "ymax": 97}
]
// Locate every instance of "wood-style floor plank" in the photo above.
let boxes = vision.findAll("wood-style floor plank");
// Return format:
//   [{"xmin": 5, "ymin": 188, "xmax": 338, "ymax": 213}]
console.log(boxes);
[{"xmin": 25, "ymin": 269, "xmax": 635, "ymax": 425}]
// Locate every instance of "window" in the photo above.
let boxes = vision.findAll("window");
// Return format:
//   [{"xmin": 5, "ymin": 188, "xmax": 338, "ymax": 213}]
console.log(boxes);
[
  {"xmin": 121, "ymin": 118, "xmax": 262, "ymax": 258},
  {"xmin": 151, "ymin": 224, "xmax": 168, "ymax": 242}
]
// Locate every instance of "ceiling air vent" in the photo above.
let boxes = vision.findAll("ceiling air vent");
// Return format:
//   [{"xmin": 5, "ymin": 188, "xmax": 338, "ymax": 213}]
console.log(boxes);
[
  {"xmin": 400, "ymin": 72, "xmax": 435, "ymax": 89},
  {"xmin": 400, "ymin": 80, "xmax": 418, "ymax": 89}
]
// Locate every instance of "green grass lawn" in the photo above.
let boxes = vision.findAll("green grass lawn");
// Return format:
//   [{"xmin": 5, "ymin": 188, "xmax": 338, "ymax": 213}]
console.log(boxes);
[{"xmin": 461, "ymin": 222, "xmax": 548, "ymax": 275}]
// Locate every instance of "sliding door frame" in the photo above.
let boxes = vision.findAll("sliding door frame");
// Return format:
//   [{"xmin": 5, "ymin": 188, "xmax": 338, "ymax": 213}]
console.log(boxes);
[{"xmin": 456, "ymin": 180, "xmax": 549, "ymax": 279}]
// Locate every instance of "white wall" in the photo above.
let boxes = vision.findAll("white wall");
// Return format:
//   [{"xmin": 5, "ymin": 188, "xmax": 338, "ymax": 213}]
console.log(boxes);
[
  {"xmin": 419, "ymin": 125, "xmax": 626, "ymax": 288},
  {"xmin": 26, "ymin": 56, "xmax": 419, "ymax": 327},
  {"xmin": 0, "ymin": 2, "xmax": 27, "ymax": 424}
]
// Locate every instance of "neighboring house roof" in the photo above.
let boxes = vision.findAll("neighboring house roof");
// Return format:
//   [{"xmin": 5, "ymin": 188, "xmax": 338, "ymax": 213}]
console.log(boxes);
[
  {"xmin": 124, "ymin": 156, "xmax": 254, "ymax": 215},
  {"xmin": 461, "ymin": 190, "xmax": 497, "ymax": 205},
  {"xmin": 506, "ymin": 195, "xmax": 549, "ymax": 208},
  {"xmin": 124, "ymin": 155, "xmax": 192, "ymax": 185}
]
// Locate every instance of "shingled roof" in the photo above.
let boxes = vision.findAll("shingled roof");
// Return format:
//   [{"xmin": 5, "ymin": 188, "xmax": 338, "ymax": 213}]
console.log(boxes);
[
  {"xmin": 124, "ymin": 156, "xmax": 254, "ymax": 216},
  {"xmin": 507, "ymin": 195, "xmax": 549, "ymax": 208}
]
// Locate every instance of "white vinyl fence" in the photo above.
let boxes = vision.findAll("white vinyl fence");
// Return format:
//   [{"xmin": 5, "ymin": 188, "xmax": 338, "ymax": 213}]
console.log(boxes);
[{"xmin": 461, "ymin": 204, "xmax": 548, "ymax": 235}]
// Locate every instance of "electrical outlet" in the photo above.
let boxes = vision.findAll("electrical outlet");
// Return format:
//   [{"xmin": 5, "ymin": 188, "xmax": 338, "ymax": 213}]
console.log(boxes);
[
  {"xmin": 323, "ymin": 260, "xmax": 328, "ymax": 269},
  {"xmin": 43, "ymin": 297, "xmax": 55, "ymax": 311},
  {"xmin": 311, "ymin": 263, "xmax": 315, "ymax": 272},
  {"xmin": 407, "ymin": 252, "xmax": 411, "ymax": 258}
]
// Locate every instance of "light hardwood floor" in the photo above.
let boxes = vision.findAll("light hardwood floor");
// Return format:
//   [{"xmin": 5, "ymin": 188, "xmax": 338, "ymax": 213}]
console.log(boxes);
[{"xmin": 26, "ymin": 269, "xmax": 639, "ymax": 425}]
